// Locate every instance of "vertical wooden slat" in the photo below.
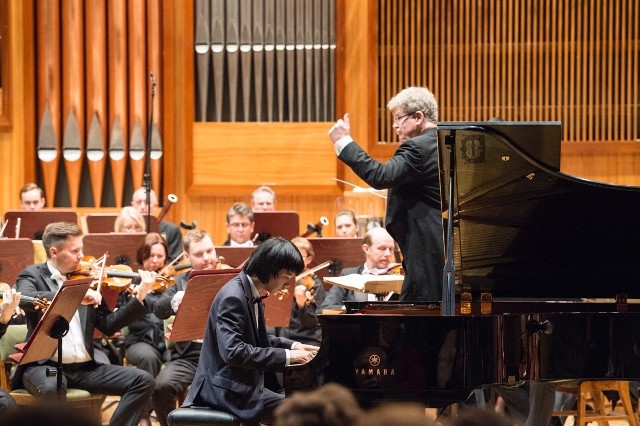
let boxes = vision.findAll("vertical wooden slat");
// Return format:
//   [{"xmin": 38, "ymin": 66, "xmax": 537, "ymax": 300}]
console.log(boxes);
[
  {"xmin": 108, "ymin": 0, "xmax": 128, "ymax": 207},
  {"xmin": 36, "ymin": 0, "xmax": 61, "ymax": 206},
  {"xmin": 61, "ymin": 0, "xmax": 85, "ymax": 208},
  {"xmin": 147, "ymin": 0, "xmax": 163, "ymax": 196},
  {"xmin": 128, "ymin": 0, "xmax": 148, "ymax": 191},
  {"xmin": 85, "ymin": 0, "xmax": 108, "ymax": 207}
]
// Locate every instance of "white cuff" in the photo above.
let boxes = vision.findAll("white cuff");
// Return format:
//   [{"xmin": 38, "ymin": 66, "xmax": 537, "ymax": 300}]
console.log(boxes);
[{"xmin": 334, "ymin": 136, "xmax": 354, "ymax": 156}]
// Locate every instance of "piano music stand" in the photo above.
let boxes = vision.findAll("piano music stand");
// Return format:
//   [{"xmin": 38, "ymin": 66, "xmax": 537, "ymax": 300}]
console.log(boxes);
[
  {"xmin": 14, "ymin": 278, "xmax": 93, "ymax": 400},
  {"xmin": 253, "ymin": 211, "xmax": 300, "ymax": 240},
  {"xmin": 3, "ymin": 210, "xmax": 78, "ymax": 239},
  {"xmin": 168, "ymin": 269, "xmax": 240, "ymax": 342}
]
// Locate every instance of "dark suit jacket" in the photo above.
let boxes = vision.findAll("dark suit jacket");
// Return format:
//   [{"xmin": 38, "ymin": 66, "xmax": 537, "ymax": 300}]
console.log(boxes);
[
  {"xmin": 153, "ymin": 272, "xmax": 202, "ymax": 361},
  {"xmin": 12, "ymin": 263, "xmax": 149, "ymax": 388},
  {"xmin": 182, "ymin": 271, "xmax": 295, "ymax": 423},
  {"xmin": 339, "ymin": 127, "xmax": 444, "ymax": 301},
  {"xmin": 159, "ymin": 221, "xmax": 184, "ymax": 263}
]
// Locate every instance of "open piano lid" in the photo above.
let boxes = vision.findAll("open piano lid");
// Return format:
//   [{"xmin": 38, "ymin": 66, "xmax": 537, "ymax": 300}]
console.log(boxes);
[{"xmin": 437, "ymin": 121, "xmax": 640, "ymax": 299}]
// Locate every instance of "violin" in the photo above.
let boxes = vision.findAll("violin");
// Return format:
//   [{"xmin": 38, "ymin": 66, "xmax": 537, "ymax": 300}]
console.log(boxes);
[
  {"xmin": 215, "ymin": 256, "xmax": 234, "ymax": 270},
  {"xmin": 0, "ymin": 282, "xmax": 50, "ymax": 312},
  {"xmin": 68, "ymin": 256, "xmax": 175, "ymax": 293},
  {"xmin": 159, "ymin": 253, "xmax": 192, "ymax": 280}
]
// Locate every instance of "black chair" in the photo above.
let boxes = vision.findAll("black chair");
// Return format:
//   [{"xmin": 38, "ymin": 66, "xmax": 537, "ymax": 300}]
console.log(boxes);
[{"xmin": 167, "ymin": 407, "xmax": 240, "ymax": 426}]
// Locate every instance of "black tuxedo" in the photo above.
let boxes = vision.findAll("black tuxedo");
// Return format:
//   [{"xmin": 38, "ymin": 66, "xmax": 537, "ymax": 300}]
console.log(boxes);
[
  {"xmin": 338, "ymin": 127, "xmax": 444, "ymax": 301},
  {"xmin": 14, "ymin": 263, "xmax": 155, "ymax": 426},
  {"xmin": 151, "ymin": 272, "xmax": 203, "ymax": 426},
  {"xmin": 182, "ymin": 271, "xmax": 295, "ymax": 424}
]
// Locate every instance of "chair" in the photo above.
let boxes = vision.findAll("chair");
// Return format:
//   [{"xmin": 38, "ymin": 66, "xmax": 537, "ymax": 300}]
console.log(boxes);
[
  {"xmin": 553, "ymin": 380, "xmax": 639, "ymax": 426},
  {"xmin": 167, "ymin": 407, "xmax": 240, "ymax": 426},
  {"xmin": 0, "ymin": 324, "xmax": 106, "ymax": 424}
]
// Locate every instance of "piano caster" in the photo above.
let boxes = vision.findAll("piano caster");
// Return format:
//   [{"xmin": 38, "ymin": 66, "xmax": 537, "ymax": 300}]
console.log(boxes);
[{"xmin": 525, "ymin": 319, "xmax": 553, "ymax": 335}]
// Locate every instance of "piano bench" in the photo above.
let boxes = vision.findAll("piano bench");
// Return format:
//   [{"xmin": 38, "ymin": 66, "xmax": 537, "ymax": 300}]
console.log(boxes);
[
  {"xmin": 167, "ymin": 407, "xmax": 240, "ymax": 426},
  {"xmin": 552, "ymin": 380, "xmax": 639, "ymax": 426}
]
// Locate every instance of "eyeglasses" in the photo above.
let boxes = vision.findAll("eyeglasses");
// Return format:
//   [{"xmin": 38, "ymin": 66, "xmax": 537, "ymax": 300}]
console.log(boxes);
[{"xmin": 392, "ymin": 112, "xmax": 414, "ymax": 125}]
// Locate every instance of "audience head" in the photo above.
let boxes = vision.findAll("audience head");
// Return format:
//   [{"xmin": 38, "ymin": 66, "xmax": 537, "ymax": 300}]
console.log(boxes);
[
  {"xmin": 183, "ymin": 229, "xmax": 217, "ymax": 271},
  {"xmin": 362, "ymin": 227, "xmax": 395, "ymax": 271},
  {"xmin": 291, "ymin": 236, "xmax": 315, "ymax": 269},
  {"xmin": 251, "ymin": 185, "xmax": 276, "ymax": 212},
  {"xmin": 445, "ymin": 407, "xmax": 514, "ymax": 426},
  {"xmin": 357, "ymin": 402, "xmax": 437, "ymax": 426},
  {"xmin": 131, "ymin": 187, "xmax": 159, "ymax": 215},
  {"xmin": 274, "ymin": 383, "xmax": 362, "ymax": 426},
  {"xmin": 387, "ymin": 86, "xmax": 438, "ymax": 141},
  {"xmin": 114, "ymin": 206, "xmax": 146, "ymax": 233},
  {"xmin": 243, "ymin": 237, "xmax": 304, "ymax": 289},
  {"xmin": 42, "ymin": 222, "xmax": 84, "ymax": 274},
  {"xmin": 19, "ymin": 183, "xmax": 46, "ymax": 211},
  {"xmin": 136, "ymin": 232, "xmax": 169, "ymax": 271},
  {"xmin": 335, "ymin": 209, "xmax": 358, "ymax": 238},
  {"xmin": 226, "ymin": 202, "xmax": 255, "ymax": 245}
]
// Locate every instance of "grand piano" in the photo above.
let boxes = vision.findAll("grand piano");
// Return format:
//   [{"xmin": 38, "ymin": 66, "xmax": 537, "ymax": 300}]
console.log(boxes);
[{"xmin": 297, "ymin": 122, "xmax": 640, "ymax": 408}]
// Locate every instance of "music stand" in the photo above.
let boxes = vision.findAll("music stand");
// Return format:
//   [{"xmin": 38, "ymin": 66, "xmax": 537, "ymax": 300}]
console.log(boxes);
[
  {"xmin": 306, "ymin": 237, "xmax": 364, "ymax": 281},
  {"xmin": 84, "ymin": 213, "xmax": 159, "ymax": 233},
  {"xmin": 214, "ymin": 246, "xmax": 255, "ymax": 267},
  {"xmin": 0, "ymin": 238, "xmax": 34, "ymax": 284},
  {"xmin": 253, "ymin": 211, "xmax": 300, "ymax": 240},
  {"xmin": 14, "ymin": 278, "xmax": 93, "ymax": 400},
  {"xmin": 82, "ymin": 233, "xmax": 147, "ymax": 271},
  {"xmin": 3, "ymin": 210, "xmax": 78, "ymax": 239},
  {"xmin": 168, "ymin": 269, "xmax": 241, "ymax": 342}
]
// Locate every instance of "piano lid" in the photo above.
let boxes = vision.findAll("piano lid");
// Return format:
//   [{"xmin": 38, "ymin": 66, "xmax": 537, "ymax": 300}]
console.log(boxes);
[{"xmin": 437, "ymin": 121, "xmax": 640, "ymax": 299}]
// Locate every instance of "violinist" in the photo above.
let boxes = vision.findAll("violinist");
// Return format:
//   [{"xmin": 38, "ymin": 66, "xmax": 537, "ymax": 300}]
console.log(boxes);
[
  {"xmin": 151, "ymin": 229, "xmax": 217, "ymax": 426},
  {"xmin": 0, "ymin": 286, "xmax": 20, "ymax": 414},
  {"xmin": 117, "ymin": 232, "xmax": 170, "ymax": 426},
  {"xmin": 317, "ymin": 227, "xmax": 398, "ymax": 312},
  {"xmin": 273, "ymin": 237, "xmax": 326, "ymax": 347},
  {"xmin": 14, "ymin": 222, "xmax": 155, "ymax": 426}
]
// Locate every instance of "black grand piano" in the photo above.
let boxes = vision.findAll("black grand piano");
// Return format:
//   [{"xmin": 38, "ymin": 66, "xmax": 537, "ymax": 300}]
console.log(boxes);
[{"xmin": 297, "ymin": 122, "xmax": 640, "ymax": 408}]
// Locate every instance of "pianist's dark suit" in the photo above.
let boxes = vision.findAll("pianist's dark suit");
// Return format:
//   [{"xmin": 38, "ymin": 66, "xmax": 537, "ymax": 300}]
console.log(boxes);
[
  {"xmin": 14, "ymin": 263, "xmax": 155, "ymax": 426},
  {"xmin": 182, "ymin": 270, "xmax": 296, "ymax": 424},
  {"xmin": 338, "ymin": 127, "xmax": 444, "ymax": 301}
]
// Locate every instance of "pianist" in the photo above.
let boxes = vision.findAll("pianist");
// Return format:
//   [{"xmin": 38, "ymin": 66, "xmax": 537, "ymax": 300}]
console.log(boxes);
[{"xmin": 317, "ymin": 227, "xmax": 397, "ymax": 312}]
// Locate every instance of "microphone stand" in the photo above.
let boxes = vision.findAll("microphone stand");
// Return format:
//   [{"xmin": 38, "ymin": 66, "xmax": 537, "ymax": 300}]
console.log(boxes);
[
  {"xmin": 442, "ymin": 131, "xmax": 457, "ymax": 316},
  {"xmin": 144, "ymin": 73, "xmax": 157, "ymax": 233}
]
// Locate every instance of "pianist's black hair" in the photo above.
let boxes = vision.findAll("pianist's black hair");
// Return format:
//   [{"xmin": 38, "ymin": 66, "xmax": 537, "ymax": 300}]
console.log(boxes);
[{"xmin": 243, "ymin": 237, "xmax": 304, "ymax": 283}]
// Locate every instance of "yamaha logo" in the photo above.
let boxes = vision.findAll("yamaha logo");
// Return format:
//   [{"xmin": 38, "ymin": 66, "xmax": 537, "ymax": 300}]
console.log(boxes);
[{"xmin": 369, "ymin": 354, "xmax": 381, "ymax": 367}]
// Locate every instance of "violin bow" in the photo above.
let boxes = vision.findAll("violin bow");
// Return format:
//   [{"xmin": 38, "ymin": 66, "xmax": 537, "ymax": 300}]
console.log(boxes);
[
  {"xmin": 295, "ymin": 260, "xmax": 331, "ymax": 281},
  {"xmin": 332, "ymin": 178, "xmax": 387, "ymax": 199},
  {"xmin": 94, "ymin": 253, "xmax": 108, "ymax": 294}
]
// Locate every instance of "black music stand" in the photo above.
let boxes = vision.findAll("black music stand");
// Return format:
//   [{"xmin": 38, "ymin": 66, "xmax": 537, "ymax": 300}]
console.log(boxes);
[
  {"xmin": 3, "ymin": 210, "xmax": 78, "ymax": 239},
  {"xmin": 15, "ymin": 278, "xmax": 93, "ymax": 400},
  {"xmin": 253, "ymin": 211, "xmax": 300, "ymax": 240}
]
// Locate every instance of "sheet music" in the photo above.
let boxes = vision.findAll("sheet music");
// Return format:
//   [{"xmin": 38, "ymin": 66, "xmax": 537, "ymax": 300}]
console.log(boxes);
[{"xmin": 324, "ymin": 274, "xmax": 403, "ymax": 294}]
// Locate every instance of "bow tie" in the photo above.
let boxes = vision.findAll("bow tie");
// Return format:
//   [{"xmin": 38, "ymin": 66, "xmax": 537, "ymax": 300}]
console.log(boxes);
[{"xmin": 253, "ymin": 294, "xmax": 269, "ymax": 304}]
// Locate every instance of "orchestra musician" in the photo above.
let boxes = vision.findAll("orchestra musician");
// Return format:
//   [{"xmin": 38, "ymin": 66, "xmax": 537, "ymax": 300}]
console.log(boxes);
[
  {"xmin": 328, "ymin": 86, "xmax": 444, "ymax": 302},
  {"xmin": 334, "ymin": 209, "xmax": 359, "ymax": 238},
  {"xmin": 0, "ymin": 286, "xmax": 20, "ymax": 414},
  {"xmin": 114, "ymin": 206, "xmax": 146, "ymax": 233},
  {"xmin": 182, "ymin": 237, "xmax": 318, "ymax": 425},
  {"xmin": 317, "ymin": 227, "xmax": 398, "ymax": 312},
  {"xmin": 131, "ymin": 187, "xmax": 184, "ymax": 262},
  {"xmin": 251, "ymin": 185, "xmax": 276, "ymax": 212},
  {"xmin": 19, "ymin": 183, "xmax": 46, "ymax": 211},
  {"xmin": 223, "ymin": 202, "xmax": 255, "ymax": 247},
  {"xmin": 275, "ymin": 237, "xmax": 326, "ymax": 347},
  {"xmin": 151, "ymin": 229, "xmax": 218, "ymax": 426},
  {"xmin": 117, "ymin": 232, "xmax": 170, "ymax": 426},
  {"xmin": 14, "ymin": 222, "xmax": 155, "ymax": 426}
]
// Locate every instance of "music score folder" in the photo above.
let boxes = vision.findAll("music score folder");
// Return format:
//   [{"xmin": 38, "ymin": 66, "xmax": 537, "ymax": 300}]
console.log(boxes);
[{"xmin": 13, "ymin": 278, "xmax": 93, "ymax": 365}]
